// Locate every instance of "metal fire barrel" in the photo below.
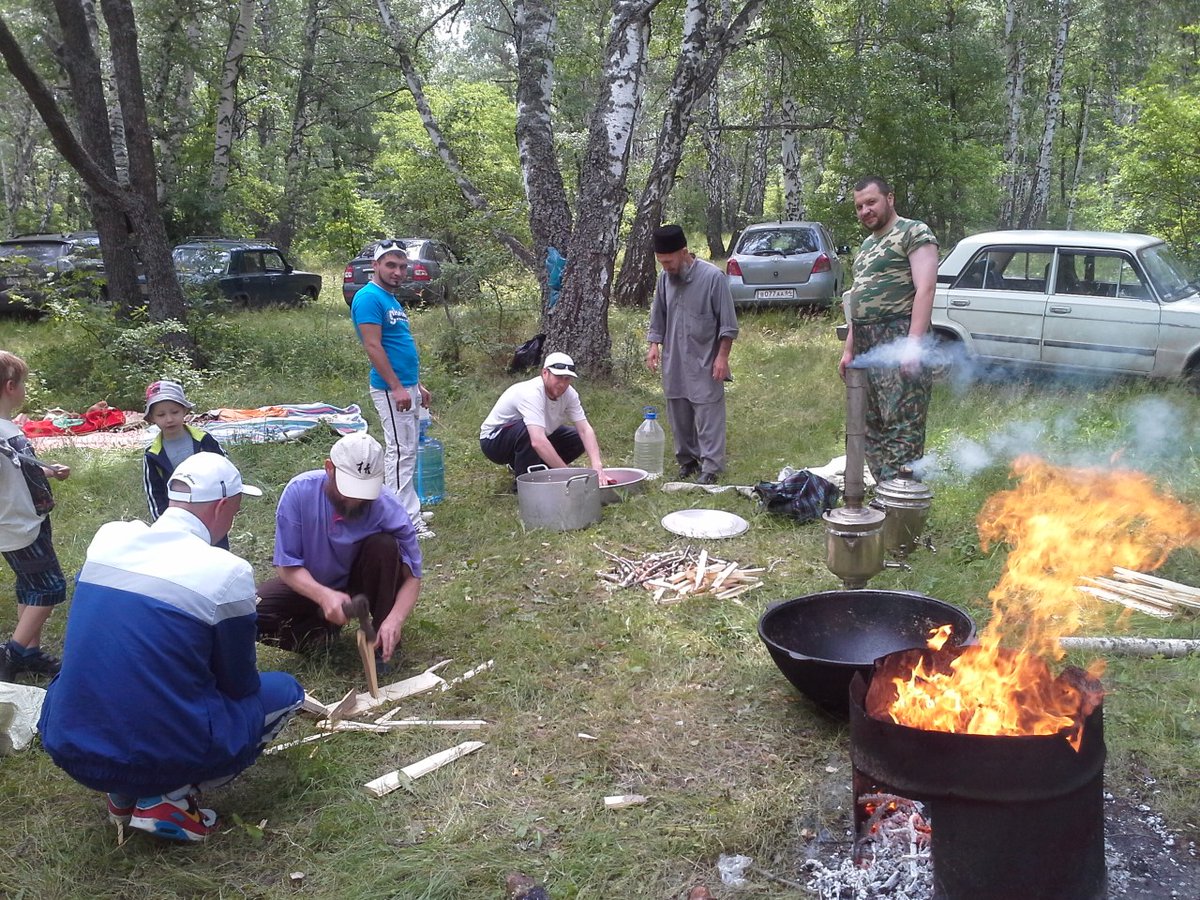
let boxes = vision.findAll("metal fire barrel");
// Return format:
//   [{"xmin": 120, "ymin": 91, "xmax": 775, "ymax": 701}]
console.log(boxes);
[{"xmin": 849, "ymin": 673, "xmax": 1107, "ymax": 900}]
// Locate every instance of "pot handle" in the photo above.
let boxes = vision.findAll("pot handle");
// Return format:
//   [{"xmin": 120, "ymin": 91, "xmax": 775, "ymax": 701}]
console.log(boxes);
[
  {"xmin": 527, "ymin": 464, "xmax": 548, "ymax": 474},
  {"xmin": 564, "ymin": 472, "xmax": 593, "ymax": 494}
]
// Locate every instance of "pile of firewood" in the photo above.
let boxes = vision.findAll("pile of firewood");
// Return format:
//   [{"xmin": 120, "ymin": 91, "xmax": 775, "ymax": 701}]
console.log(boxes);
[
  {"xmin": 1077, "ymin": 567, "xmax": 1200, "ymax": 619},
  {"xmin": 595, "ymin": 545, "xmax": 763, "ymax": 604}
]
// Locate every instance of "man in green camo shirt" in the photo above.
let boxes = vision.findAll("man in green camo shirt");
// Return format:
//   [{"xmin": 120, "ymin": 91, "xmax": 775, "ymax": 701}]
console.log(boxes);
[{"xmin": 838, "ymin": 175, "xmax": 939, "ymax": 481}]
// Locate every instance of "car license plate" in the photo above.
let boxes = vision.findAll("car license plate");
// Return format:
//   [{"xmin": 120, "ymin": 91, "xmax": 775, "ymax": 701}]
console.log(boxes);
[{"xmin": 756, "ymin": 288, "xmax": 796, "ymax": 300}]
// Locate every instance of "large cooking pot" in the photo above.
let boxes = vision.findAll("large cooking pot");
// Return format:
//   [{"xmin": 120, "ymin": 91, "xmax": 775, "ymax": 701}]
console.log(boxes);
[
  {"xmin": 598, "ymin": 467, "xmax": 649, "ymax": 505},
  {"xmin": 757, "ymin": 589, "xmax": 977, "ymax": 717},
  {"xmin": 516, "ymin": 465, "xmax": 603, "ymax": 532}
]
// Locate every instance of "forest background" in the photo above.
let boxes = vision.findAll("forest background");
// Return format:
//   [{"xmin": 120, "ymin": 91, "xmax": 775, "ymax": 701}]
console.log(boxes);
[{"xmin": 1, "ymin": 0, "xmax": 1200, "ymax": 372}]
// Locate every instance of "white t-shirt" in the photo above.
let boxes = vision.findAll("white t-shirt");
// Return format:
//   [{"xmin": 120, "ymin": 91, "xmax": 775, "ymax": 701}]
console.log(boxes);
[
  {"xmin": 0, "ymin": 418, "xmax": 45, "ymax": 551},
  {"xmin": 480, "ymin": 375, "xmax": 587, "ymax": 440}
]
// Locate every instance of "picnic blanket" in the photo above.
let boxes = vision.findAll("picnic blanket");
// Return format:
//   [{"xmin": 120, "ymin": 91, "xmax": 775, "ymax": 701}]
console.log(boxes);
[{"xmin": 198, "ymin": 402, "xmax": 368, "ymax": 445}]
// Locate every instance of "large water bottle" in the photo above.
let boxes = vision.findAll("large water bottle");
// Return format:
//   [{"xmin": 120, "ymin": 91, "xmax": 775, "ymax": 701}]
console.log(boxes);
[
  {"xmin": 416, "ymin": 417, "xmax": 445, "ymax": 504},
  {"xmin": 632, "ymin": 406, "xmax": 666, "ymax": 478}
]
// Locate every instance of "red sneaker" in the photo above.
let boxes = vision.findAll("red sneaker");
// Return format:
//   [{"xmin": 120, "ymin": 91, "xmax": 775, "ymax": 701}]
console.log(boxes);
[
  {"xmin": 128, "ymin": 794, "xmax": 219, "ymax": 842},
  {"xmin": 107, "ymin": 794, "xmax": 135, "ymax": 825}
]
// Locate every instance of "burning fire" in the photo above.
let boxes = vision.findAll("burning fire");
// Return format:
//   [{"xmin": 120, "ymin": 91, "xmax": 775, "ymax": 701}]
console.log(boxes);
[{"xmin": 879, "ymin": 456, "xmax": 1200, "ymax": 749}]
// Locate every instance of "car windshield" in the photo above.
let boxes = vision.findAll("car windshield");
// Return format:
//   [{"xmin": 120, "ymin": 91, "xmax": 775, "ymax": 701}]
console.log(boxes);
[
  {"xmin": 737, "ymin": 228, "xmax": 818, "ymax": 256},
  {"xmin": 0, "ymin": 243, "xmax": 66, "ymax": 264},
  {"xmin": 1139, "ymin": 244, "xmax": 1198, "ymax": 303},
  {"xmin": 173, "ymin": 246, "xmax": 230, "ymax": 275}
]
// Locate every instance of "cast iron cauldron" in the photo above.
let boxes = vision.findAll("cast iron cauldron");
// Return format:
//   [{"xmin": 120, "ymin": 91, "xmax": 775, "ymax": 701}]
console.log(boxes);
[{"xmin": 757, "ymin": 589, "xmax": 977, "ymax": 717}]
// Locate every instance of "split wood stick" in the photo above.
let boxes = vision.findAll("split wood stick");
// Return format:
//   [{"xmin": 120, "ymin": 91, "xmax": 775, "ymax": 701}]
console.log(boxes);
[
  {"xmin": 738, "ymin": 567, "xmax": 766, "ymax": 575},
  {"xmin": 603, "ymin": 794, "xmax": 648, "ymax": 809},
  {"xmin": 1112, "ymin": 567, "xmax": 1200, "ymax": 599},
  {"xmin": 327, "ymin": 687, "xmax": 359, "ymax": 723},
  {"xmin": 441, "ymin": 658, "xmax": 495, "ymax": 691},
  {"xmin": 363, "ymin": 741, "xmax": 486, "ymax": 797},
  {"xmin": 383, "ymin": 718, "xmax": 488, "ymax": 730},
  {"xmin": 652, "ymin": 587, "xmax": 666, "ymax": 602},
  {"xmin": 709, "ymin": 561, "xmax": 740, "ymax": 592},
  {"xmin": 263, "ymin": 733, "xmax": 333, "ymax": 755},
  {"xmin": 716, "ymin": 582, "xmax": 760, "ymax": 601},
  {"xmin": 318, "ymin": 719, "xmax": 393, "ymax": 733},
  {"xmin": 1078, "ymin": 586, "xmax": 1175, "ymax": 619},
  {"xmin": 332, "ymin": 661, "xmax": 454, "ymax": 720},
  {"xmin": 643, "ymin": 578, "xmax": 676, "ymax": 590},
  {"xmin": 1083, "ymin": 578, "xmax": 1179, "ymax": 611},
  {"xmin": 695, "ymin": 550, "xmax": 708, "ymax": 589},
  {"xmin": 357, "ymin": 630, "xmax": 380, "ymax": 699},
  {"xmin": 1059, "ymin": 637, "xmax": 1200, "ymax": 658},
  {"xmin": 1091, "ymin": 576, "xmax": 1182, "ymax": 604},
  {"xmin": 301, "ymin": 693, "xmax": 329, "ymax": 717}
]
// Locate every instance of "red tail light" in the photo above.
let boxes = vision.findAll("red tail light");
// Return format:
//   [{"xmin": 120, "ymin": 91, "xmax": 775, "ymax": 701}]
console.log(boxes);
[
  {"xmin": 726, "ymin": 258, "xmax": 742, "ymax": 277},
  {"xmin": 410, "ymin": 262, "xmax": 430, "ymax": 282},
  {"xmin": 812, "ymin": 253, "xmax": 831, "ymax": 274},
  {"xmin": 342, "ymin": 265, "xmax": 354, "ymax": 283}
]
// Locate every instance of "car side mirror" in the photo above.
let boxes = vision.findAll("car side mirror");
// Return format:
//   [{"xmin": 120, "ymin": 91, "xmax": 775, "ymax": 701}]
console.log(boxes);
[{"xmin": 285, "ymin": 263, "xmax": 293, "ymax": 273}]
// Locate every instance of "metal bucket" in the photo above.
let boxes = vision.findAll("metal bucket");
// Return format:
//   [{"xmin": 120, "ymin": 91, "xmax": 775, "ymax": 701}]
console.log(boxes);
[
  {"xmin": 516, "ymin": 466, "xmax": 602, "ymax": 532},
  {"xmin": 598, "ymin": 467, "xmax": 649, "ymax": 505}
]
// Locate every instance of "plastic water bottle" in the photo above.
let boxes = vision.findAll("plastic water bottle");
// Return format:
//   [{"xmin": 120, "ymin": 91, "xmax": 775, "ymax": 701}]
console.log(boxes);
[
  {"xmin": 632, "ymin": 406, "xmax": 666, "ymax": 478},
  {"xmin": 416, "ymin": 417, "xmax": 444, "ymax": 504}
]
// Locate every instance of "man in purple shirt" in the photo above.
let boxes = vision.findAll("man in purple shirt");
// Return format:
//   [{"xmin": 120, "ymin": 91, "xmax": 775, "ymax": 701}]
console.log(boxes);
[{"xmin": 256, "ymin": 433, "xmax": 422, "ymax": 667}]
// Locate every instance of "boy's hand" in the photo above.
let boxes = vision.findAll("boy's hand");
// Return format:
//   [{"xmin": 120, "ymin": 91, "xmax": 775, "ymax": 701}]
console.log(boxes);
[{"xmin": 45, "ymin": 464, "xmax": 70, "ymax": 480}]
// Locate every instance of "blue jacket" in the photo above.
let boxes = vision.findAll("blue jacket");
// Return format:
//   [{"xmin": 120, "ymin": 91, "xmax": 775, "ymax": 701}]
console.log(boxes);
[
  {"xmin": 38, "ymin": 509, "xmax": 299, "ymax": 796},
  {"xmin": 143, "ymin": 425, "xmax": 226, "ymax": 520}
]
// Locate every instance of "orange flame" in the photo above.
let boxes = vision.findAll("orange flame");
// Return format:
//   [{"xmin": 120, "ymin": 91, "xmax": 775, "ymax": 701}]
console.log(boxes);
[{"xmin": 883, "ymin": 456, "xmax": 1200, "ymax": 748}]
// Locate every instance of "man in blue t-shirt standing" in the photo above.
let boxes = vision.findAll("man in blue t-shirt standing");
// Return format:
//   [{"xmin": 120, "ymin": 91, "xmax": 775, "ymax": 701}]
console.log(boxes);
[{"xmin": 350, "ymin": 240, "xmax": 433, "ymax": 539}]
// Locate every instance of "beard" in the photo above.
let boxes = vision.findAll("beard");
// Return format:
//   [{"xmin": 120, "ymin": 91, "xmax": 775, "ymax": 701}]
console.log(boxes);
[{"xmin": 325, "ymin": 480, "xmax": 368, "ymax": 518}]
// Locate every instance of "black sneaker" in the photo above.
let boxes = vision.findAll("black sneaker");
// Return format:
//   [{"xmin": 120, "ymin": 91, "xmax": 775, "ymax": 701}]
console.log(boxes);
[
  {"xmin": 696, "ymin": 471, "xmax": 719, "ymax": 485},
  {"xmin": 5, "ymin": 644, "xmax": 61, "ymax": 677},
  {"xmin": 676, "ymin": 462, "xmax": 700, "ymax": 481}
]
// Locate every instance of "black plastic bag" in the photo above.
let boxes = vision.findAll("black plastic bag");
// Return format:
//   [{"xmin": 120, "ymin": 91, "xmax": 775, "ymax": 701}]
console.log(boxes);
[
  {"xmin": 508, "ymin": 332, "xmax": 547, "ymax": 374},
  {"xmin": 753, "ymin": 469, "xmax": 840, "ymax": 523}
]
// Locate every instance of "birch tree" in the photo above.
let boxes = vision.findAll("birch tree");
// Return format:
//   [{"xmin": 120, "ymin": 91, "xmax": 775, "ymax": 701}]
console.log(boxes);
[
  {"xmin": 1019, "ymin": 0, "xmax": 1072, "ymax": 228},
  {"xmin": 210, "ymin": 0, "xmax": 256, "ymax": 194},
  {"xmin": 999, "ymin": 0, "xmax": 1027, "ymax": 227}
]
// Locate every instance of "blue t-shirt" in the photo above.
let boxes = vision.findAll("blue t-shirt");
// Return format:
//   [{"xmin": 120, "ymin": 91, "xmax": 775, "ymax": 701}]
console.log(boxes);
[{"xmin": 351, "ymin": 281, "xmax": 420, "ymax": 390}]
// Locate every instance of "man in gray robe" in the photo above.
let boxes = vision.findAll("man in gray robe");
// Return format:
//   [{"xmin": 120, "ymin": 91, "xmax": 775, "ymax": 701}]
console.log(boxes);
[{"xmin": 645, "ymin": 224, "xmax": 739, "ymax": 484}]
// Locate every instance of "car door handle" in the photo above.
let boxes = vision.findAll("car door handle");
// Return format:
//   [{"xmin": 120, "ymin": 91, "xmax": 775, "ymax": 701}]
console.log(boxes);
[
  {"xmin": 949, "ymin": 299, "xmax": 970, "ymax": 307},
  {"xmin": 1049, "ymin": 305, "xmax": 1072, "ymax": 314}
]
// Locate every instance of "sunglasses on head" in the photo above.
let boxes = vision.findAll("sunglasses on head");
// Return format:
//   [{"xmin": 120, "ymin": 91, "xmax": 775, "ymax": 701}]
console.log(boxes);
[{"xmin": 549, "ymin": 362, "xmax": 576, "ymax": 372}]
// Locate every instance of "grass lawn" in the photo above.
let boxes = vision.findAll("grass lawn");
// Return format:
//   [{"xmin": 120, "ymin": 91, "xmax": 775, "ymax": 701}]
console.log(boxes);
[{"xmin": 1, "ymin": 282, "xmax": 1198, "ymax": 898}]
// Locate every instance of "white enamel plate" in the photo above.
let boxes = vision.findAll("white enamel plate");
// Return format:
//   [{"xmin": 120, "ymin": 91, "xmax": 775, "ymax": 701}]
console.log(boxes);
[{"xmin": 660, "ymin": 509, "xmax": 750, "ymax": 540}]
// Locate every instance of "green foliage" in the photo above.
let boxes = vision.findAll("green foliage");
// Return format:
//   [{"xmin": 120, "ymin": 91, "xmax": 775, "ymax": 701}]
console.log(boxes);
[
  {"xmin": 291, "ymin": 173, "xmax": 389, "ymax": 263},
  {"xmin": 1109, "ymin": 72, "xmax": 1200, "ymax": 262}
]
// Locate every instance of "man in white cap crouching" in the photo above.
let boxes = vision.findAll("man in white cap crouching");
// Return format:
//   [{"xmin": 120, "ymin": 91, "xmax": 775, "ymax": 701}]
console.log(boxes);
[
  {"xmin": 255, "ymin": 432, "xmax": 422, "ymax": 671},
  {"xmin": 38, "ymin": 452, "xmax": 303, "ymax": 842},
  {"xmin": 479, "ymin": 352, "xmax": 613, "ymax": 485}
]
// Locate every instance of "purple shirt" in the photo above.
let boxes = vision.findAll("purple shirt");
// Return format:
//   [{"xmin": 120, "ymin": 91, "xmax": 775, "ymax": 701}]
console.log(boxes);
[{"xmin": 272, "ymin": 470, "xmax": 423, "ymax": 585}]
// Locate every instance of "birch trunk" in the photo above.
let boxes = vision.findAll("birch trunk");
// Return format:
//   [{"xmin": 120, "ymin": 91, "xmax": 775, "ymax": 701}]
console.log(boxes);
[
  {"xmin": 209, "ymin": 0, "xmax": 256, "ymax": 194},
  {"xmin": 375, "ymin": 0, "xmax": 535, "ymax": 269},
  {"xmin": 611, "ymin": 0, "xmax": 765, "ymax": 308},
  {"xmin": 275, "ymin": 0, "xmax": 322, "ymax": 253},
  {"xmin": 702, "ymin": 87, "xmax": 726, "ymax": 258},
  {"xmin": 1019, "ymin": 0, "xmax": 1072, "ymax": 229},
  {"xmin": 546, "ymin": 0, "xmax": 659, "ymax": 371},
  {"xmin": 741, "ymin": 97, "xmax": 771, "ymax": 222},
  {"xmin": 781, "ymin": 96, "xmax": 804, "ymax": 219},
  {"xmin": 1064, "ymin": 73, "xmax": 1092, "ymax": 229},
  {"xmin": 515, "ymin": 0, "xmax": 573, "ymax": 309},
  {"xmin": 999, "ymin": 0, "xmax": 1026, "ymax": 227}
]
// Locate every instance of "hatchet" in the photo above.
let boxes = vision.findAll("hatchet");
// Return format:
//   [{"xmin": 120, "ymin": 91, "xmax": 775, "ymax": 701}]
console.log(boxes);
[{"xmin": 341, "ymin": 594, "xmax": 379, "ymax": 698}]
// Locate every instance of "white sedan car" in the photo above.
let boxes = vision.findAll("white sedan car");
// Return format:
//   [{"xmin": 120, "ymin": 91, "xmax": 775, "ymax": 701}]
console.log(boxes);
[{"xmin": 929, "ymin": 230, "xmax": 1200, "ymax": 383}]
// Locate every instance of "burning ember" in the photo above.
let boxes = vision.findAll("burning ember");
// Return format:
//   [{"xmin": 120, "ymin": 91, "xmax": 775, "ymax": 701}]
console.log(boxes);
[{"xmin": 870, "ymin": 455, "xmax": 1200, "ymax": 748}]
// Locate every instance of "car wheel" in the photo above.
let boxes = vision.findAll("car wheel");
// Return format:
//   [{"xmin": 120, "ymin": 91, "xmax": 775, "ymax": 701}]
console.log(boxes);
[
  {"xmin": 301, "ymin": 286, "xmax": 318, "ymax": 306},
  {"xmin": 231, "ymin": 292, "xmax": 251, "ymax": 309}
]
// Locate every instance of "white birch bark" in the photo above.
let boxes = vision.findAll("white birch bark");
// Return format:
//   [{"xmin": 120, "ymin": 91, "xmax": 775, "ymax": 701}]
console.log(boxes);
[
  {"xmin": 1064, "ymin": 72, "xmax": 1092, "ymax": 229},
  {"xmin": 741, "ymin": 96, "xmax": 772, "ymax": 220},
  {"xmin": 781, "ymin": 96, "xmax": 804, "ymax": 220},
  {"xmin": 1000, "ymin": 0, "xmax": 1026, "ymax": 228},
  {"xmin": 1020, "ymin": 0, "xmax": 1072, "ymax": 229},
  {"xmin": 209, "ymin": 0, "xmax": 256, "ymax": 193}
]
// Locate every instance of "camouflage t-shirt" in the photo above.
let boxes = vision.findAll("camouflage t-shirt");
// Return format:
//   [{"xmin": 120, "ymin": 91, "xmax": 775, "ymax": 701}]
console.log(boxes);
[{"xmin": 845, "ymin": 217, "xmax": 938, "ymax": 322}]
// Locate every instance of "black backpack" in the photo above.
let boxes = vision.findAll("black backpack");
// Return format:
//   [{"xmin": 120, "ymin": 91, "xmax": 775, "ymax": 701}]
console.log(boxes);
[{"xmin": 753, "ymin": 469, "xmax": 840, "ymax": 523}]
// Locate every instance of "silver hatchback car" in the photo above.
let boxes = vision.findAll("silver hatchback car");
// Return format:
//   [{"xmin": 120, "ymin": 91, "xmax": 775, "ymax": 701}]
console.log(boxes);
[
  {"xmin": 930, "ymin": 230, "xmax": 1200, "ymax": 382},
  {"xmin": 726, "ymin": 221, "xmax": 848, "ymax": 308}
]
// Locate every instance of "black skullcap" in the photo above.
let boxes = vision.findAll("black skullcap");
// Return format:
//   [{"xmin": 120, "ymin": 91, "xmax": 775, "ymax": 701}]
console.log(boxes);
[{"xmin": 653, "ymin": 224, "xmax": 687, "ymax": 254}]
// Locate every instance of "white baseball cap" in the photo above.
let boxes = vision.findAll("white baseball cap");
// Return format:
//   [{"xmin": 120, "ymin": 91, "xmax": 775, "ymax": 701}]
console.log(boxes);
[
  {"xmin": 330, "ymin": 432, "xmax": 385, "ymax": 500},
  {"xmin": 372, "ymin": 239, "xmax": 408, "ymax": 262},
  {"xmin": 167, "ymin": 452, "xmax": 263, "ymax": 503},
  {"xmin": 145, "ymin": 379, "xmax": 193, "ymax": 415},
  {"xmin": 544, "ymin": 352, "xmax": 578, "ymax": 378}
]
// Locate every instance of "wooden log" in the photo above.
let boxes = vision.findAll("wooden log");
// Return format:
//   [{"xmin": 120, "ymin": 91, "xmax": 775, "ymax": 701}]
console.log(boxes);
[
  {"xmin": 1077, "ymin": 586, "xmax": 1175, "ymax": 619},
  {"xmin": 1111, "ymin": 567, "xmax": 1200, "ymax": 599},
  {"xmin": 604, "ymin": 794, "xmax": 648, "ymax": 809},
  {"xmin": 363, "ymin": 741, "xmax": 486, "ymax": 797},
  {"xmin": 1059, "ymin": 636, "xmax": 1200, "ymax": 658},
  {"xmin": 357, "ymin": 630, "xmax": 380, "ymax": 699}
]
